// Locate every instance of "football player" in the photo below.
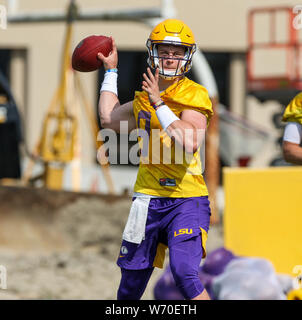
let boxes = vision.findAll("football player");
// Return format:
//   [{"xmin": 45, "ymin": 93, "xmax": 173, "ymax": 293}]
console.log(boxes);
[
  {"xmin": 282, "ymin": 92, "xmax": 302, "ymax": 164},
  {"xmin": 98, "ymin": 19, "xmax": 213, "ymax": 300}
]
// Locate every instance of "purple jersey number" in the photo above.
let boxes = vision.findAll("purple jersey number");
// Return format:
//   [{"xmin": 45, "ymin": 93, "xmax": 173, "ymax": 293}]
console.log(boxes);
[
  {"xmin": 137, "ymin": 110, "xmax": 151, "ymax": 135},
  {"xmin": 137, "ymin": 110, "xmax": 151, "ymax": 157}
]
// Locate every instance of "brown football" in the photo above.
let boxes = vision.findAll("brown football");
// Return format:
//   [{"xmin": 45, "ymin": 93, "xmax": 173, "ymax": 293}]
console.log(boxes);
[{"xmin": 72, "ymin": 35, "xmax": 112, "ymax": 72}]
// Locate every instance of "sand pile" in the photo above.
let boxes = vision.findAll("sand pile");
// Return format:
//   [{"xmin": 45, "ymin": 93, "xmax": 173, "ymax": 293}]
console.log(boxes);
[{"xmin": 0, "ymin": 186, "xmax": 223, "ymax": 300}]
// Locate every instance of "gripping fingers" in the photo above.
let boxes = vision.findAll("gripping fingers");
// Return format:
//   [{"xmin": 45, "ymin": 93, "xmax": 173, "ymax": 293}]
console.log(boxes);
[
  {"xmin": 97, "ymin": 52, "xmax": 104, "ymax": 61},
  {"xmin": 111, "ymin": 37, "xmax": 117, "ymax": 54}
]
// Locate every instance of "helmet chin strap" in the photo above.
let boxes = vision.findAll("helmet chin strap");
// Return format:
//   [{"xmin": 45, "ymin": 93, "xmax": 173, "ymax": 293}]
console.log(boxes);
[{"xmin": 159, "ymin": 71, "xmax": 180, "ymax": 81}]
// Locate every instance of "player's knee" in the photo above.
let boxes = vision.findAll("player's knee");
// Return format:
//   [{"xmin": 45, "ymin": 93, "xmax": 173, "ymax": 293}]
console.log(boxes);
[
  {"xmin": 169, "ymin": 239, "xmax": 204, "ymax": 299},
  {"xmin": 170, "ymin": 259, "xmax": 198, "ymax": 285},
  {"xmin": 170, "ymin": 262, "xmax": 204, "ymax": 299}
]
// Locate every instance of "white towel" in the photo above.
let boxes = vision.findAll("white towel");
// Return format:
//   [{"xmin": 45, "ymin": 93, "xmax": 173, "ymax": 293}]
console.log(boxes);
[{"xmin": 122, "ymin": 197, "xmax": 150, "ymax": 244}]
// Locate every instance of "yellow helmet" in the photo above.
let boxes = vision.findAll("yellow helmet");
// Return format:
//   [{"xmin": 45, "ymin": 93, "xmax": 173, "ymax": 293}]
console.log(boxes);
[
  {"xmin": 146, "ymin": 19, "xmax": 196, "ymax": 79},
  {"xmin": 287, "ymin": 288, "xmax": 302, "ymax": 300}
]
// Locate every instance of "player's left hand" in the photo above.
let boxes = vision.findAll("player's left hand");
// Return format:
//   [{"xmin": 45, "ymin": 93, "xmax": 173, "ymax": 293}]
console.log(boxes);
[{"xmin": 142, "ymin": 68, "xmax": 161, "ymax": 105}]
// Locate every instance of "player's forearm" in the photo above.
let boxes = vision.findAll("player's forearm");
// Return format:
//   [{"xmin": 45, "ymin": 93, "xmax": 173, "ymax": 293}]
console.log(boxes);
[
  {"xmin": 166, "ymin": 120, "xmax": 204, "ymax": 154},
  {"xmin": 98, "ymin": 91, "xmax": 120, "ymax": 127},
  {"xmin": 283, "ymin": 142, "xmax": 302, "ymax": 165},
  {"xmin": 98, "ymin": 67, "xmax": 120, "ymax": 128},
  {"xmin": 284, "ymin": 152, "xmax": 302, "ymax": 165}
]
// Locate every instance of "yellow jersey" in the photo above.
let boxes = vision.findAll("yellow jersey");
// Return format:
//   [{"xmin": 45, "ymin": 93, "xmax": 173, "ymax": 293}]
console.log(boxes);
[
  {"xmin": 283, "ymin": 92, "xmax": 302, "ymax": 125},
  {"xmin": 132, "ymin": 77, "xmax": 213, "ymax": 198}
]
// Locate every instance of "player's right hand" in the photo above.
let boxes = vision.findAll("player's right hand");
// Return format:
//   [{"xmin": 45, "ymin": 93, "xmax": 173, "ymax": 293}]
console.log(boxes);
[
  {"xmin": 97, "ymin": 37, "xmax": 118, "ymax": 71},
  {"xmin": 142, "ymin": 67, "xmax": 161, "ymax": 105}
]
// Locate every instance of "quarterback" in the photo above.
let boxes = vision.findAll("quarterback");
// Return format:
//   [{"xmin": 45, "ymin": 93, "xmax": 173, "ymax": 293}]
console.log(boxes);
[{"xmin": 98, "ymin": 19, "xmax": 213, "ymax": 300}]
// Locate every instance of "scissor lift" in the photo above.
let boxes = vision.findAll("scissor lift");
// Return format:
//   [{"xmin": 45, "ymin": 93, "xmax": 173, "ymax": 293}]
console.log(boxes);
[{"xmin": 247, "ymin": 7, "xmax": 302, "ymax": 104}]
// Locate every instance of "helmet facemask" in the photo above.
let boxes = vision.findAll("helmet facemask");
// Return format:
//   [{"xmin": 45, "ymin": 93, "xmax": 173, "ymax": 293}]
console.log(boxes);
[{"xmin": 146, "ymin": 39, "xmax": 196, "ymax": 80}]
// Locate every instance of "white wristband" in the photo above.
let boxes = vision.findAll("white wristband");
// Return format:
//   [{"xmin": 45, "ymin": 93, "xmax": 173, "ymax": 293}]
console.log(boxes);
[
  {"xmin": 155, "ymin": 104, "xmax": 180, "ymax": 131},
  {"xmin": 100, "ymin": 71, "xmax": 118, "ymax": 96}
]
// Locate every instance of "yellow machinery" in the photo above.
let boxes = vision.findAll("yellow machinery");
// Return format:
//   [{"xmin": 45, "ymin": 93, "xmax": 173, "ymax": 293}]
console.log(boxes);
[{"xmin": 23, "ymin": 1, "xmax": 114, "ymax": 193}]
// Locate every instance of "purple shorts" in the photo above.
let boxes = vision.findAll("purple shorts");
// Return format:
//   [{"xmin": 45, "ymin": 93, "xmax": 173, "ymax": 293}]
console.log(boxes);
[{"xmin": 117, "ymin": 196, "xmax": 211, "ymax": 270}]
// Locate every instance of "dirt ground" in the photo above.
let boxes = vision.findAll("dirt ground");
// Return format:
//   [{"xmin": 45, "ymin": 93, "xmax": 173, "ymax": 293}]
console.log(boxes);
[{"xmin": 0, "ymin": 186, "xmax": 223, "ymax": 300}]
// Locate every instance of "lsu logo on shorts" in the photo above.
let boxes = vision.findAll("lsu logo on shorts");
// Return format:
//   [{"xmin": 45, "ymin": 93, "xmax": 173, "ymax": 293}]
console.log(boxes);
[{"xmin": 174, "ymin": 228, "xmax": 193, "ymax": 237}]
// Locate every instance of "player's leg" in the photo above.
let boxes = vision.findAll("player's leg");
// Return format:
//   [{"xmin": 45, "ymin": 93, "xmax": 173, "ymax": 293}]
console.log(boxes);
[
  {"xmin": 166, "ymin": 196, "xmax": 211, "ymax": 300},
  {"xmin": 117, "ymin": 267, "xmax": 154, "ymax": 300},
  {"xmin": 169, "ymin": 234, "xmax": 210, "ymax": 300},
  {"xmin": 116, "ymin": 197, "xmax": 164, "ymax": 300}
]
